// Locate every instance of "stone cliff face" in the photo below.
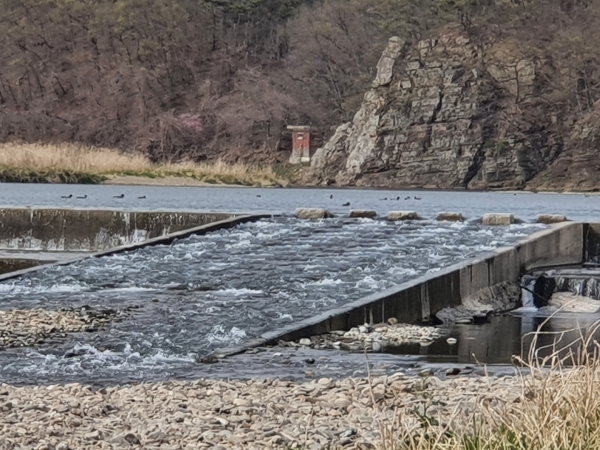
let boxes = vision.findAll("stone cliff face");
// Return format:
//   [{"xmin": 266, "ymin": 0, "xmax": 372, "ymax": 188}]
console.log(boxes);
[
  {"xmin": 528, "ymin": 105, "xmax": 600, "ymax": 192},
  {"xmin": 309, "ymin": 27, "xmax": 563, "ymax": 190}
]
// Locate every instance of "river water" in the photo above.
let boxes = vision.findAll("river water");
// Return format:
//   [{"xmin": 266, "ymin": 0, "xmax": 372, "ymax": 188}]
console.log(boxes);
[
  {"xmin": 0, "ymin": 183, "xmax": 599, "ymax": 221},
  {"xmin": 0, "ymin": 217, "xmax": 543, "ymax": 385},
  {"xmin": 0, "ymin": 183, "xmax": 599, "ymax": 384}
]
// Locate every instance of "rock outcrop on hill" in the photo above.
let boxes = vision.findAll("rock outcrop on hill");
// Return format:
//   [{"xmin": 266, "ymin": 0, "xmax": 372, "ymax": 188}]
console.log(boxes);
[
  {"xmin": 309, "ymin": 27, "xmax": 567, "ymax": 190},
  {"xmin": 528, "ymin": 105, "xmax": 600, "ymax": 191}
]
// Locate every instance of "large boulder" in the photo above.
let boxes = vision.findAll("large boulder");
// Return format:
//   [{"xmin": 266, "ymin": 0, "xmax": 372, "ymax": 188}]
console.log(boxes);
[
  {"xmin": 349, "ymin": 209, "xmax": 377, "ymax": 218},
  {"xmin": 482, "ymin": 213, "xmax": 515, "ymax": 226},
  {"xmin": 388, "ymin": 211, "xmax": 422, "ymax": 221},
  {"xmin": 295, "ymin": 208, "xmax": 333, "ymax": 219},
  {"xmin": 436, "ymin": 212, "xmax": 465, "ymax": 222},
  {"xmin": 537, "ymin": 214, "xmax": 568, "ymax": 224}
]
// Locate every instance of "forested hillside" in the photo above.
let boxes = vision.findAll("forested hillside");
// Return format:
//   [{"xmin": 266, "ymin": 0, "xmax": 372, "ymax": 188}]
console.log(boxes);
[{"xmin": 1, "ymin": 0, "xmax": 600, "ymax": 188}]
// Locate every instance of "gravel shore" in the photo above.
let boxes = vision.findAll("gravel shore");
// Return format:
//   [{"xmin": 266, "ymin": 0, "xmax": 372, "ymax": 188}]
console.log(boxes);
[{"xmin": 0, "ymin": 371, "xmax": 524, "ymax": 450}]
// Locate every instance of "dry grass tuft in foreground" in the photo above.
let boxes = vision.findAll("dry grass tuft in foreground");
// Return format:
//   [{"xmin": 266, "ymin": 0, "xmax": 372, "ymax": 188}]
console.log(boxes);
[
  {"xmin": 379, "ymin": 321, "xmax": 600, "ymax": 450},
  {"xmin": 0, "ymin": 143, "xmax": 290, "ymax": 186}
]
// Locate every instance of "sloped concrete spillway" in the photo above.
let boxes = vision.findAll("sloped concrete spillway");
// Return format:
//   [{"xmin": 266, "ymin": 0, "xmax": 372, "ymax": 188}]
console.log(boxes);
[
  {"xmin": 0, "ymin": 207, "xmax": 249, "ymax": 275},
  {"xmin": 0, "ymin": 216, "xmax": 546, "ymax": 385}
]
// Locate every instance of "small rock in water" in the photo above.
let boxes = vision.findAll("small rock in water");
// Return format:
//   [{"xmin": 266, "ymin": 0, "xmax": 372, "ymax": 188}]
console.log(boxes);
[
  {"xmin": 304, "ymin": 358, "xmax": 316, "ymax": 365},
  {"xmin": 199, "ymin": 355, "xmax": 219, "ymax": 364},
  {"xmin": 299, "ymin": 338, "xmax": 312, "ymax": 346},
  {"xmin": 445, "ymin": 367, "xmax": 461, "ymax": 376},
  {"xmin": 446, "ymin": 337, "xmax": 457, "ymax": 345},
  {"xmin": 387, "ymin": 317, "xmax": 398, "ymax": 325}
]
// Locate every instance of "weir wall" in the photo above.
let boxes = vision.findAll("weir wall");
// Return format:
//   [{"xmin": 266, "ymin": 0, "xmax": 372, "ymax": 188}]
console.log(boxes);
[
  {"xmin": 0, "ymin": 208, "xmax": 270, "ymax": 277},
  {"xmin": 0, "ymin": 208, "xmax": 235, "ymax": 252},
  {"xmin": 219, "ymin": 222, "xmax": 588, "ymax": 354}
]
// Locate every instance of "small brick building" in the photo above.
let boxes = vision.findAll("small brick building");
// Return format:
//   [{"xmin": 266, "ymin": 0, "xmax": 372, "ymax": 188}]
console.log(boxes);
[{"xmin": 287, "ymin": 126, "xmax": 311, "ymax": 164}]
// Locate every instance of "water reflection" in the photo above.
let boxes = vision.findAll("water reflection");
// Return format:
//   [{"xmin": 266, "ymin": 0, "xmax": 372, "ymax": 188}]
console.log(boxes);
[{"xmin": 381, "ymin": 313, "xmax": 600, "ymax": 365}]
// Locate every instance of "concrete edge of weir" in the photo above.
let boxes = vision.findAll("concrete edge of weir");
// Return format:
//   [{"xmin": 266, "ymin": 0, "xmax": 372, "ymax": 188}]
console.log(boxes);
[
  {"xmin": 0, "ymin": 213, "xmax": 273, "ymax": 283},
  {"xmin": 213, "ymin": 221, "xmax": 589, "ymax": 359}
]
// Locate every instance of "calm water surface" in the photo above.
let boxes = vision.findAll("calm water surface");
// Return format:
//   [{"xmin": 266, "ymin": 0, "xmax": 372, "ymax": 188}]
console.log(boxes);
[{"xmin": 0, "ymin": 183, "xmax": 599, "ymax": 221}]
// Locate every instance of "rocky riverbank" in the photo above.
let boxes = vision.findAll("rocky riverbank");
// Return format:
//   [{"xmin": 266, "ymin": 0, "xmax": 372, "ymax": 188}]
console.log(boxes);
[
  {"xmin": 282, "ymin": 320, "xmax": 445, "ymax": 352},
  {"xmin": 0, "ymin": 371, "xmax": 527, "ymax": 450},
  {"xmin": 0, "ymin": 307, "xmax": 119, "ymax": 350}
]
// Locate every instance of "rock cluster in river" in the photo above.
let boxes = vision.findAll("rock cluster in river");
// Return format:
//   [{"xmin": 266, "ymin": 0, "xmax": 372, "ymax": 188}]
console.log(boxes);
[
  {"xmin": 284, "ymin": 321, "xmax": 445, "ymax": 352},
  {"xmin": 0, "ymin": 372, "xmax": 527, "ymax": 450},
  {"xmin": 0, "ymin": 307, "xmax": 118, "ymax": 350}
]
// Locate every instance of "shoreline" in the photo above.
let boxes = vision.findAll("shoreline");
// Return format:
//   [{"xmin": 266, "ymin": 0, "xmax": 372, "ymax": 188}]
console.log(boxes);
[{"xmin": 3, "ymin": 174, "xmax": 600, "ymax": 196}]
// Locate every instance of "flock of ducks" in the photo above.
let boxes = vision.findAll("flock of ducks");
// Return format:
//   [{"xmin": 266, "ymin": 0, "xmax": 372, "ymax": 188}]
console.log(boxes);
[
  {"xmin": 60, "ymin": 192, "xmax": 424, "ymax": 204},
  {"xmin": 61, "ymin": 194, "xmax": 146, "ymax": 199}
]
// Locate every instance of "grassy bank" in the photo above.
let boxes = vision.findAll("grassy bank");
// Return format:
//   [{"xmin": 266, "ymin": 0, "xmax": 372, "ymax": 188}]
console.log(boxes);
[
  {"xmin": 380, "ymin": 325, "xmax": 600, "ymax": 450},
  {"xmin": 0, "ymin": 143, "xmax": 294, "ymax": 186}
]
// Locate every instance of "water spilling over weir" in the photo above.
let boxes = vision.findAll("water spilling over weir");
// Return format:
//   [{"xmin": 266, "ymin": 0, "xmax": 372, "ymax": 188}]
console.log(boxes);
[{"xmin": 0, "ymin": 217, "xmax": 544, "ymax": 385}]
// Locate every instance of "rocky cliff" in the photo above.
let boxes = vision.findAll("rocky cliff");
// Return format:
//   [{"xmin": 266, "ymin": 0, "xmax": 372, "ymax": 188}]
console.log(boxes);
[{"xmin": 308, "ymin": 27, "xmax": 569, "ymax": 190}]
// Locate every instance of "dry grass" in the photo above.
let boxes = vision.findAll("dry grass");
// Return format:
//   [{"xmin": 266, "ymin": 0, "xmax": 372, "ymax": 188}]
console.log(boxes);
[
  {"xmin": 0, "ymin": 143, "xmax": 290, "ymax": 186},
  {"xmin": 379, "ymin": 320, "xmax": 600, "ymax": 450}
]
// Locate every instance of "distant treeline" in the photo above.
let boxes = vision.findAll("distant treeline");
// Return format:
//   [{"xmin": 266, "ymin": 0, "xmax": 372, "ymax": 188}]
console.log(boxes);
[{"xmin": 0, "ymin": 0, "xmax": 598, "ymax": 164}]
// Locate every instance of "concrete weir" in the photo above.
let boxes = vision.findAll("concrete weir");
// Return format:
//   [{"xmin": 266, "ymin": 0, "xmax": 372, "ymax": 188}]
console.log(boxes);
[
  {"xmin": 216, "ymin": 222, "xmax": 588, "ymax": 356},
  {"xmin": 0, "ymin": 208, "xmax": 237, "ymax": 252},
  {"xmin": 0, "ymin": 207, "xmax": 269, "ymax": 276}
]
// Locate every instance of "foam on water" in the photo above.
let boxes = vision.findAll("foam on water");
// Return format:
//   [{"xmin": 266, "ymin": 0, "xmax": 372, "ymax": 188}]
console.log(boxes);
[
  {"xmin": 206, "ymin": 325, "xmax": 248, "ymax": 344},
  {"xmin": 213, "ymin": 288, "xmax": 264, "ymax": 296}
]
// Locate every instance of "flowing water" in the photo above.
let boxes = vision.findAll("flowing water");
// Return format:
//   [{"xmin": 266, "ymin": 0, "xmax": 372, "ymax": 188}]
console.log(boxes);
[
  {"xmin": 0, "ymin": 217, "xmax": 543, "ymax": 385},
  {"xmin": 2, "ymin": 183, "xmax": 600, "ymax": 384}
]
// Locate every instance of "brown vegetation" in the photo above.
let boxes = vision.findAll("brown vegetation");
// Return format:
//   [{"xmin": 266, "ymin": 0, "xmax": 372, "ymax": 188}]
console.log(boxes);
[
  {"xmin": 0, "ymin": 0, "xmax": 600, "ymax": 173},
  {"xmin": 0, "ymin": 143, "xmax": 288, "ymax": 186},
  {"xmin": 380, "ymin": 321, "xmax": 600, "ymax": 449}
]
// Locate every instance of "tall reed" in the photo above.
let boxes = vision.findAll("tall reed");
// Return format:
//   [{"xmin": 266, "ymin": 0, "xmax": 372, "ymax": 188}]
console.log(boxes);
[
  {"xmin": 379, "ymin": 319, "xmax": 600, "ymax": 450},
  {"xmin": 0, "ymin": 143, "xmax": 288, "ymax": 186}
]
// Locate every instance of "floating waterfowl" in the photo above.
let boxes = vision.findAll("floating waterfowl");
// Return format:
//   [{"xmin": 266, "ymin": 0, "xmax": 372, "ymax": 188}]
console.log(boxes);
[
  {"xmin": 61, "ymin": 194, "xmax": 73, "ymax": 199},
  {"xmin": 113, "ymin": 194, "xmax": 125, "ymax": 199}
]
